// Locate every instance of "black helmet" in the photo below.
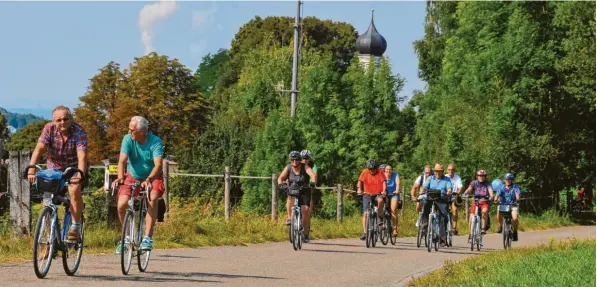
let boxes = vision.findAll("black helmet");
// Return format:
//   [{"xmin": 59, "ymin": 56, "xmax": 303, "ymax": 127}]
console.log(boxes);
[
  {"xmin": 289, "ymin": 151, "xmax": 301, "ymax": 160},
  {"xmin": 366, "ymin": 159, "xmax": 378, "ymax": 169},
  {"xmin": 300, "ymin": 149, "xmax": 312, "ymax": 159}
]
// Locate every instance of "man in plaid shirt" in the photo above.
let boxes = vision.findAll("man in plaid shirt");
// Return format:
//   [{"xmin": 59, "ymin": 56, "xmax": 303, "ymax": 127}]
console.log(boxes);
[{"xmin": 27, "ymin": 105, "xmax": 88, "ymax": 244}]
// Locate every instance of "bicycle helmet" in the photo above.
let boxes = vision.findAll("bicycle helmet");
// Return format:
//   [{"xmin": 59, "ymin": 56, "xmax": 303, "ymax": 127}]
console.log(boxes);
[
  {"xmin": 476, "ymin": 170, "xmax": 487, "ymax": 176},
  {"xmin": 366, "ymin": 159, "xmax": 378, "ymax": 169},
  {"xmin": 379, "ymin": 164, "xmax": 387, "ymax": 170},
  {"xmin": 504, "ymin": 173, "xmax": 515, "ymax": 180},
  {"xmin": 289, "ymin": 151, "xmax": 301, "ymax": 160},
  {"xmin": 300, "ymin": 149, "xmax": 312, "ymax": 159}
]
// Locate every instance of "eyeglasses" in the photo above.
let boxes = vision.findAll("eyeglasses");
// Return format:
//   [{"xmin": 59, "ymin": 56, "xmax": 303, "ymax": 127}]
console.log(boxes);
[
  {"xmin": 448, "ymin": 169, "xmax": 455, "ymax": 171},
  {"xmin": 55, "ymin": 117, "xmax": 69, "ymax": 123},
  {"xmin": 291, "ymin": 159, "xmax": 300, "ymax": 162}
]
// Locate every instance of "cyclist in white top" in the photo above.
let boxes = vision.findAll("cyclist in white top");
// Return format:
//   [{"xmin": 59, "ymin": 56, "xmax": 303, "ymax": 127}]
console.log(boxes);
[{"xmin": 446, "ymin": 163, "xmax": 463, "ymax": 235}]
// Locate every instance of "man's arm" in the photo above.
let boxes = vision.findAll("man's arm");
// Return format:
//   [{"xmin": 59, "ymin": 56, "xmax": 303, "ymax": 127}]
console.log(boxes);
[
  {"xmin": 27, "ymin": 142, "xmax": 47, "ymax": 181},
  {"xmin": 145, "ymin": 157, "xmax": 163, "ymax": 185},
  {"xmin": 357, "ymin": 180, "xmax": 364, "ymax": 194},
  {"xmin": 116, "ymin": 153, "xmax": 128, "ymax": 185},
  {"xmin": 70, "ymin": 149, "xmax": 87, "ymax": 184},
  {"xmin": 488, "ymin": 186, "xmax": 495, "ymax": 198},
  {"xmin": 382, "ymin": 180, "xmax": 387, "ymax": 195},
  {"xmin": 411, "ymin": 183, "xmax": 420, "ymax": 199},
  {"xmin": 305, "ymin": 165, "xmax": 317, "ymax": 185}
]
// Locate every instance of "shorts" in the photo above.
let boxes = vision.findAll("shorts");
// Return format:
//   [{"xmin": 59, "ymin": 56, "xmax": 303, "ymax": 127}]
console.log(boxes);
[
  {"xmin": 499, "ymin": 206, "xmax": 519, "ymax": 217},
  {"xmin": 288, "ymin": 189, "xmax": 311, "ymax": 207},
  {"xmin": 362, "ymin": 194, "xmax": 383, "ymax": 212},
  {"xmin": 470, "ymin": 200, "xmax": 491, "ymax": 214},
  {"xmin": 57, "ymin": 167, "xmax": 89, "ymax": 195},
  {"xmin": 118, "ymin": 173, "xmax": 165, "ymax": 198}
]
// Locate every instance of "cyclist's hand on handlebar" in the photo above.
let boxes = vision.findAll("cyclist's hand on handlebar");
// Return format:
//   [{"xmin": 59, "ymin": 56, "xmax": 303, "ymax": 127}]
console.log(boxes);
[
  {"xmin": 411, "ymin": 195, "xmax": 417, "ymax": 201},
  {"xmin": 27, "ymin": 167, "xmax": 36, "ymax": 183},
  {"xmin": 381, "ymin": 190, "xmax": 387, "ymax": 196},
  {"xmin": 112, "ymin": 178, "xmax": 125, "ymax": 189}
]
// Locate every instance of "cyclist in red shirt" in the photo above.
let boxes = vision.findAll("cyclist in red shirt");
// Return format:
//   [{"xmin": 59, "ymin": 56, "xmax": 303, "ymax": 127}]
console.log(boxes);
[{"xmin": 357, "ymin": 159, "xmax": 387, "ymax": 240}]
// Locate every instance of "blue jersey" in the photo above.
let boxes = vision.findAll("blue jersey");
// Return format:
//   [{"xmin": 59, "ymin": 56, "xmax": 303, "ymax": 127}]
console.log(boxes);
[
  {"xmin": 386, "ymin": 172, "xmax": 399, "ymax": 193},
  {"xmin": 425, "ymin": 175, "xmax": 453, "ymax": 201},
  {"xmin": 496, "ymin": 184, "xmax": 521, "ymax": 204}
]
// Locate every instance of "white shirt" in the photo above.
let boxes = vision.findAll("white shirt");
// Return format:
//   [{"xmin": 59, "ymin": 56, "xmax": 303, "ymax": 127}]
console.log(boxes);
[{"xmin": 447, "ymin": 174, "xmax": 463, "ymax": 192}]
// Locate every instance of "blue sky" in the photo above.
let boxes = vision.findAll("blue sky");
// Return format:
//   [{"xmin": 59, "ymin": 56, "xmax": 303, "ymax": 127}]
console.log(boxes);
[{"xmin": 0, "ymin": 1, "xmax": 427, "ymax": 119}]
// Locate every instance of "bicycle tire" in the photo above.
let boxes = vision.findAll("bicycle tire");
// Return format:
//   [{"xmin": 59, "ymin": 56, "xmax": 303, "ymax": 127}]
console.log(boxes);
[
  {"xmin": 446, "ymin": 219, "xmax": 452, "ymax": 247},
  {"xmin": 427, "ymin": 213, "xmax": 433, "ymax": 253},
  {"xmin": 433, "ymin": 215, "xmax": 439, "ymax": 251},
  {"xmin": 389, "ymin": 216, "xmax": 397, "ymax": 245},
  {"xmin": 62, "ymin": 213, "xmax": 84, "ymax": 276},
  {"xmin": 121, "ymin": 211, "xmax": 134, "ymax": 275},
  {"xmin": 366, "ymin": 209, "xmax": 374, "ymax": 248},
  {"xmin": 380, "ymin": 214, "xmax": 389, "ymax": 245},
  {"xmin": 33, "ymin": 207, "xmax": 55, "ymax": 279},
  {"xmin": 372, "ymin": 214, "xmax": 378, "ymax": 247},
  {"xmin": 138, "ymin": 199, "xmax": 150, "ymax": 272},
  {"xmin": 292, "ymin": 208, "xmax": 300, "ymax": 251},
  {"xmin": 470, "ymin": 217, "xmax": 476, "ymax": 251},
  {"xmin": 297, "ymin": 210, "xmax": 303, "ymax": 250},
  {"xmin": 475, "ymin": 222, "xmax": 481, "ymax": 251},
  {"xmin": 416, "ymin": 220, "xmax": 423, "ymax": 248}
]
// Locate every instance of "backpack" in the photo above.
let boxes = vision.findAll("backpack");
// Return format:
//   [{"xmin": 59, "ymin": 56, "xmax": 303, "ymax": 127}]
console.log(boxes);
[{"xmin": 418, "ymin": 170, "xmax": 435, "ymax": 186}]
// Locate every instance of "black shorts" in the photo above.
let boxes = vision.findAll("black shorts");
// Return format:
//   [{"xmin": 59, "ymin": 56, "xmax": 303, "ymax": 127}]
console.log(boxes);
[
  {"xmin": 362, "ymin": 194, "xmax": 384, "ymax": 212},
  {"xmin": 288, "ymin": 189, "xmax": 311, "ymax": 207}
]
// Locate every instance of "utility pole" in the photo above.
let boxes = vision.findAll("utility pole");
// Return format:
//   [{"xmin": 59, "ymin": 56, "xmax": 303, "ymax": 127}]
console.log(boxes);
[{"xmin": 290, "ymin": 0, "xmax": 301, "ymax": 117}]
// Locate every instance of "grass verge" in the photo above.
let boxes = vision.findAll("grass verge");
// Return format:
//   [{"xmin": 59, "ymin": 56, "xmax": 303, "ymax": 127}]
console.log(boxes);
[
  {"xmin": 407, "ymin": 238, "xmax": 596, "ymax": 287},
  {"xmin": 0, "ymin": 196, "xmax": 580, "ymax": 263}
]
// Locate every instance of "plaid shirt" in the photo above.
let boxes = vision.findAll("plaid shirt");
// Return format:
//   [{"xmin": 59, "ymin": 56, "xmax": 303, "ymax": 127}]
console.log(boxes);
[{"xmin": 38, "ymin": 122, "xmax": 88, "ymax": 170}]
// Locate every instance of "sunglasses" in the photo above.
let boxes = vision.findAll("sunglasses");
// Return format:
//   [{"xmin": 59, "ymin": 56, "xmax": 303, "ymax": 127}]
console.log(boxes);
[
  {"xmin": 55, "ymin": 117, "xmax": 70, "ymax": 123},
  {"xmin": 291, "ymin": 159, "xmax": 301, "ymax": 162}
]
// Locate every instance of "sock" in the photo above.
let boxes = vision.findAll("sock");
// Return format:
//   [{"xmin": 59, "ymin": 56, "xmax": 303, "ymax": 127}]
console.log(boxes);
[{"xmin": 71, "ymin": 222, "xmax": 82, "ymax": 231}]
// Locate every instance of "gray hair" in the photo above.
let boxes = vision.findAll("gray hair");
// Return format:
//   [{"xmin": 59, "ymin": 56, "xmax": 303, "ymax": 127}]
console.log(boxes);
[{"xmin": 130, "ymin": 116, "xmax": 149, "ymax": 132}]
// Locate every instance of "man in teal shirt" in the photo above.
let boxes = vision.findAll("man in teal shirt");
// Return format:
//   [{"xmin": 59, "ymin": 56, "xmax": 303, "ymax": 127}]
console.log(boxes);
[{"xmin": 113, "ymin": 116, "xmax": 164, "ymax": 253}]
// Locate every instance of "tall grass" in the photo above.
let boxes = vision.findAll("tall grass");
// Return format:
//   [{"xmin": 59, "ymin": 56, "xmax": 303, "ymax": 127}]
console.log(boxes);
[{"xmin": 408, "ymin": 238, "xmax": 596, "ymax": 287}]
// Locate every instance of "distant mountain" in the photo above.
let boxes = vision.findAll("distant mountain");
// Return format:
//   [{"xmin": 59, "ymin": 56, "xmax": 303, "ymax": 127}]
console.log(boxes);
[
  {"xmin": 4, "ymin": 108, "xmax": 52, "ymax": 120},
  {"xmin": 0, "ymin": 107, "xmax": 46, "ymax": 130}
]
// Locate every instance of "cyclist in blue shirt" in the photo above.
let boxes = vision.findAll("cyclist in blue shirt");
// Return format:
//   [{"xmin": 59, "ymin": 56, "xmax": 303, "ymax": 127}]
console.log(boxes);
[
  {"xmin": 421, "ymin": 164, "xmax": 453, "ymax": 246},
  {"xmin": 494, "ymin": 173, "xmax": 521, "ymax": 241},
  {"xmin": 383, "ymin": 164, "xmax": 400, "ymax": 237}
]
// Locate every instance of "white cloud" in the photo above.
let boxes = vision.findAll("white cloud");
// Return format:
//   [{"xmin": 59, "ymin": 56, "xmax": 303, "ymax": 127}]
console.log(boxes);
[
  {"xmin": 192, "ymin": 7, "xmax": 217, "ymax": 31},
  {"xmin": 139, "ymin": 0, "xmax": 178, "ymax": 55}
]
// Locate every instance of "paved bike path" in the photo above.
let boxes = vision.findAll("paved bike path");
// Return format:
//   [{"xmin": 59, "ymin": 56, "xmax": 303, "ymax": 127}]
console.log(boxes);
[{"xmin": 0, "ymin": 226, "xmax": 593, "ymax": 287}]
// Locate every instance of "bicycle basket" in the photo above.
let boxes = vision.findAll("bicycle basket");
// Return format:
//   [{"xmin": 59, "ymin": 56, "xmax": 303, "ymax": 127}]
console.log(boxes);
[
  {"xmin": 35, "ymin": 169, "xmax": 65, "ymax": 194},
  {"xmin": 498, "ymin": 205, "xmax": 512, "ymax": 215},
  {"xmin": 287, "ymin": 184, "xmax": 301, "ymax": 196},
  {"xmin": 426, "ymin": 189, "xmax": 442, "ymax": 200}
]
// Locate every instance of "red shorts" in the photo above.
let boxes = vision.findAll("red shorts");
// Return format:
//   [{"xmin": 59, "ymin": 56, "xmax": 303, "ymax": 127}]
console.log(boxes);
[
  {"xmin": 117, "ymin": 173, "xmax": 165, "ymax": 198},
  {"xmin": 470, "ymin": 200, "xmax": 491, "ymax": 214}
]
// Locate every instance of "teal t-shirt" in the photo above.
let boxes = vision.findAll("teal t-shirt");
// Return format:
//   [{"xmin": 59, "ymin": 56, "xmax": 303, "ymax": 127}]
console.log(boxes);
[{"xmin": 120, "ymin": 133, "xmax": 164, "ymax": 180}]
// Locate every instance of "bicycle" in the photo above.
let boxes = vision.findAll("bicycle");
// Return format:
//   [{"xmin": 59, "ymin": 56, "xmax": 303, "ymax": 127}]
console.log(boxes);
[
  {"xmin": 111, "ymin": 181, "xmax": 151, "ymax": 275},
  {"xmin": 469, "ymin": 198, "xmax": 488, "ymax": 251},
  {"xmin": 359, "ymin": 193, "xmax": 384, "ymax": 248},
  {"xmin": 498, "ymin": 203, "xmax": 516, "ymax": 249},
  {"xmin": 279, "ymin": 182, "xmax": 310, "ymax": 251},
  {"xmin": 414, "ymin": 195, "xmax": 427, "ymax": 248},
  {"xmin": 26, "ymin": 165, "xmax": 86, "ymax": 279},
  {"xmin": 425, "ymin": 189, "xmax": 443, "ymax": 252},
  {"xmin": 379, "ymin": 194, "xmax": 397, "ymax": 246}
]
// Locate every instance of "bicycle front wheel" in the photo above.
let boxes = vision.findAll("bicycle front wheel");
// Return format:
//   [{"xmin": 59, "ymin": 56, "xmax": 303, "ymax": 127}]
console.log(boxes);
[
  {"xmin": 291, "ymin": 209, "xmax": 300, "ymax": 251},
  {"xmin": 62, "ymin": 213, "xmax": 84, "ymax": 276},
  {"xmin": 427, "ymin": 214, "xmax": 433, "ymax": 253},
  {"xmin": 121, "ymin": 211, "xmax": 134, "ymax": 275},
  {"xmin": 33, "ymin": 207, "xmax": 55, "ymax": 279},
  {"xmin": 137, "ymin": 203, "xmax": 151, "ymax": 272},
  {"xmin": 470, "ymin": 217, "xmax": 476, "ymax": 251}
]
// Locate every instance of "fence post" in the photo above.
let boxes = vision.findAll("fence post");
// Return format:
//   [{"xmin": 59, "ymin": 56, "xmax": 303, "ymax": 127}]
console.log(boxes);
[
  {"xmin": 337, "ymin": 184, "xmax": 343, "ymax": 222},
  {"xmin": 401, "ymin": 185, "xmax": 405, "ymax": 216},
  {"xmin": 162, "ymin": 159, "xmax": 169, "ymax": 220},
  {"xmin": 224, "ymin": 166, "xmax": 230, "ymax": 222},
  {"xmin": 9, "ymin": 151, "xmax": 31, "ymax": 237},
  {"xmin": 272, "ymin": 174, "xmax": 278, "ymax": 221}
]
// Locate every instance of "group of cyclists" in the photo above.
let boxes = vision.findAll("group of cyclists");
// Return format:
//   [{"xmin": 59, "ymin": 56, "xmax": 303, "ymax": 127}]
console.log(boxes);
[
  {"xmin": 27, "ymin": 106, "xmax": 164, "ymax": 254},
  {"xmin": 28, "ymin": 104, "xmax": 523, "ymax": 267},
  {"xmin": 278, "ymin": 152, "xmax": 523, "ymax": 246}
]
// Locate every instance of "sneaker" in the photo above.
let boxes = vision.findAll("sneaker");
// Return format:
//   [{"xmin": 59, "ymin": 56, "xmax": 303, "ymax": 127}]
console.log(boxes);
[
  {"xmin": 285, "ymin": 219, "xmax": 291, "ymax": 226},
  {"xmin": 468, "ymin": 235, "xmax": 472, "ymax": 243},
  {"xmin": 513, "ymin": 231, "xmax": 518, "ymax": 242},
  {"xmin": 360, "ymin": 233, "xmax": 366, "ymax": 240},
  {"xmin": 140, "ymin": 236, "xmax": 153, "ymax": 250},
  {"xmin": 497, "ymin": 226, "xmax": 503, "ymax": 234},
  {"xmin": 66, "ymin": 228, "xmax": 80, "ymax": 244},
  {"xmin": 452, "ymin": 228, "xmax": 459, "ymax": 236},
  {"xmin": 392, "ymin": 230, "xmax": 398, "ymax": 237},
  {"xmin": 481, "ymin": 230, "xmax": 487, "ymax": 235},
  {"xmin": 303, "ymin": 235, "xmax": 310, "ymax": 243},
  {"xmin": 116, "ymin": 236, "xmax": 131, "ymax": 254}
]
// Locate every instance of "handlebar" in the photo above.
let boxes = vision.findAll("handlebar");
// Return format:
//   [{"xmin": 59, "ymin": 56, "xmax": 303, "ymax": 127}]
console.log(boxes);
[
  {"xmin": 23, "ymin": 165, "xmax": 86, "ymax": 182},
  {"xmin": 111, "ymin": 180, "xmax": 153, "ymax": 198}
]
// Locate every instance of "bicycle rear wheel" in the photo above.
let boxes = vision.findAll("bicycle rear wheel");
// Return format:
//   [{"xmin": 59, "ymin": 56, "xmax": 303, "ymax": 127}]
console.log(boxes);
[
  {"xmin": 371, "ymin": 213, "xmax": 378, "ymax": 247},
  {"xmin": 137, "ymin": 202, "xmax": 151, "ymax": 272},
  {"xmin": 33, "ymin": 207, "xmax": 54, "ymax": 279},
  {"xmin": 121, "ymin": 211, "xmax": 134, "ymax": 275},
  {"xmin": 380, "ymin": 214, "xmax": 389, "ymax": 245},
  {"xmin": 416, "ymin": 220, "xmax": 424, "ymax": 248},
  {"xmin": 62, "ymin": 212, "xmax": 84, "ymax": 276},
  {"xmin": 433, "ymin": 216, "xmax": 439, "ymax": 251}
]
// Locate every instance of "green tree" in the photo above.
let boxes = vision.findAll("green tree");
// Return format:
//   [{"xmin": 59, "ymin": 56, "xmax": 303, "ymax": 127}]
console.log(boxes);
[
  {"xmin": 4, "ymin": 120, "xmax": 50, "ymax": 152},
  {"xmin": 193, "ymin": 49, "xmax": 230, "ymax": 100}
]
